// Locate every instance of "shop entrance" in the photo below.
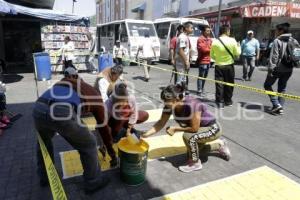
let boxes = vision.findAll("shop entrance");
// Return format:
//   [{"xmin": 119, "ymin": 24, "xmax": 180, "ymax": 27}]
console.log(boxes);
[{"xmin": 2, "ymin": 20, "xmax": 42, "ymax": 73}]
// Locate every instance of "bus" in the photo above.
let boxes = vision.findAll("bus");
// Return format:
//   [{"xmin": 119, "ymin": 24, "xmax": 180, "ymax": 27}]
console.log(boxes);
[
  {"xmin": 154, "ymin": 18, "xmax": 211, "ymax": 63},
  {"xmin": 97, "ymin": 19, "xmax": 160, "ymax": 62}
]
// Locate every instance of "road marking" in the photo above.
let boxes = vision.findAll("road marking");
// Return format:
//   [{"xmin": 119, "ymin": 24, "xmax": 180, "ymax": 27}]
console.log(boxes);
[{"xmin": 150, "ymin": 166, "xmax": 300, "ymax": 200}]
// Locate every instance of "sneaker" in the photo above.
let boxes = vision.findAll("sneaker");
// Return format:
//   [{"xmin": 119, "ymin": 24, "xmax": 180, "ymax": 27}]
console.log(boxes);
[
  {"xmin": 84, "ymin": 176, "xmax": 110, "ymax": 194},
  {"xmin": 225, "ymin": 102, "xmax": 233, "ymax": 107},
  {"xmin": 178, "ymin": 160, "xmax": 202, "ymax": 173},
  {"xmin": 1, "ymin": 115, "xmax": 11, "ymax": 124},
  {"xmin": 270, "ymin": 105, "xmax": 282, "ymax": 114},
  {"xmin": 197, "ymin": 89, "xmax": 202, "ymax": 96},
  {"xmin": 144, "ymin": 78, "xmax": 149, "ymax": 82},
  {"xmin": 247, "ymin": 77, "xmax": 252, "ymax": 81},
  {"xmin": 218, "ymin": 140, "xmax": 231, "ymax": 161},
  {"xmin": 277, "ymin": 108, "xmax": 284, "ymax": 115},
  {"xmin": 217, "ymin": 103, "xmax": 224, "ymax": 109},
  {"xmin": 0, "ymin": 122, "xmax": 11, "ymax": 129}
]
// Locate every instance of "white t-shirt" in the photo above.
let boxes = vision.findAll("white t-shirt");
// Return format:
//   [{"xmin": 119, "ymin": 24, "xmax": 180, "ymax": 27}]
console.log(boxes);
[
  {"xmin": 113, "ymin": 45, "xmax": 127, "ymax": 58},
  {"xmin": 60, "ymin": 41, "xmax": 76, "ymax": 61},
  {"xmin": 141, "ymin": 38, "xmax": 155, "ymax": 59},
  {"xmin": 176, "ymin": 33, "xmax": 190, "ymax": 67},
  {"xmin": 98, "ymin": 78, "xmax": 110, "ymax": 103}
]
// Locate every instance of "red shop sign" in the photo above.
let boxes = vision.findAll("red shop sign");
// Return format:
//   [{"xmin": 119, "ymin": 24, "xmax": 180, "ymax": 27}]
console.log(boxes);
[{"xmin": 241, "ymin": 2, "xmax": 300, "ymax": 18}]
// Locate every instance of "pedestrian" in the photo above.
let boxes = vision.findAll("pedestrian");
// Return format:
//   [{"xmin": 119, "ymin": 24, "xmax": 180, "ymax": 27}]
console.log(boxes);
[
  {"xmin": 94, "ymin": 65, "xmax": 124, "ymax": 103},
  {"xmin": 264, "ymin": 22, "xmax": 300, "ymax": 115},
  {"xmin": 33, "ymin": 67, "xmax": 111, "ymax": 193},
  {"xmin": 210, "ymin": 25, "xmax": 241, "ymax": 109},
  {"xmin": 106, "ymin": 82, "xmax": 149, "ymax": 143},
  {"xmin": 175, "ymin": 21, "xmax": 193, "ymax": 94},
  {"xmin": 142, "ymin": 84, "xmax": 231, "ymax": 173},
  {"xmin": 58, "ymin": 36, "xmax": 76, "ymax": 70},
  {"xmin": 113, "ymin": 40, "xmax": 127, "ymax": 65},
  {"xmin": 241, "ymin": 30, "xmax": 260, "ymax": 81},
  {"xmin": 0, "ymin": 82, "xmax": 10, "ymax": 131},
  {"xmin": 86, "ymin": 32, "xmax": 98, "ymax": 74},
  {"xmin": 137, "ymin": 31, "xmax": 156, "ymax": 82},
  {"xmin": 197, "ymin": 25, "xmax": 213, "ymax": 96},
  {"xmin": 169, "ymin": 25, "xmax": 184, "ymax": 84}
]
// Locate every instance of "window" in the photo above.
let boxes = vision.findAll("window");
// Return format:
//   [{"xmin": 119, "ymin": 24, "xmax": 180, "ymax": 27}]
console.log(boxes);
[
  {"xmin": 170, "ymin": 23, "xmax": 179, "ymax": 38},
  {"xmin": 127, "ymin": 23, "xmax": 157, "ymax": 37},
  {"xmin": 107, "ymin": 25, "xmax": 114, "ymax": 37},
  {"xmin": 120, "ymin": 23, "xmax": 128, "ymax": 42},
  {"xmin": 156, "ymin": 22, "xmax": 170, "ymax": 39},
  {"xmin": 100, "ymin": 26, "xmax": 107, "ymax": 37}
]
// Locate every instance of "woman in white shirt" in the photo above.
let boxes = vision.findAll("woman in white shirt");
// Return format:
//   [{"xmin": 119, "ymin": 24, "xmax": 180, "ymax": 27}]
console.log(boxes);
[
  {"xmin": 94, "ymin": 65, "xmax": 124, "ymax": 103},
  {"xmin": 59, "ymin": 36, "xmax": 76, "ymax": 70}
]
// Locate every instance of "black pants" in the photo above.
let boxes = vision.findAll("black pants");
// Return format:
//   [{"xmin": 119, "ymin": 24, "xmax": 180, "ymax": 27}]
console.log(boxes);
[
  {"xmin": 64, "ymin": 60, "xmax": 75, "ymax": 71},
  {"xmin": 215, "ymin": 65, "xmax": 235, "ymax": 104}
]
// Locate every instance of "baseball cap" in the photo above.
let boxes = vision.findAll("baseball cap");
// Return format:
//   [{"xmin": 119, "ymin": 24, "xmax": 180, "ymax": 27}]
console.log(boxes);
[
  {"xmin": 247, "ymin": 30, "xmax": 254, "ymax": 34},
  {"xmin": 64, "ymin": 67, "xmax": 78, "ymax": 76}
]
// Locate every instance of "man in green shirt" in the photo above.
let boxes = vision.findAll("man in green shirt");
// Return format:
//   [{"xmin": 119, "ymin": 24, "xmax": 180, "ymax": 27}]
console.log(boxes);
[{"xmin": 210, "ymin": 25, "xmax": 241, "ymax": 109}]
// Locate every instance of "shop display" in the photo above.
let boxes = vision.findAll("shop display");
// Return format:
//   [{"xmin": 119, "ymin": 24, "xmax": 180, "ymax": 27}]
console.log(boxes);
[{"xmin": 41, "ymin": 23, "xmax": 91, "ymax": 71}]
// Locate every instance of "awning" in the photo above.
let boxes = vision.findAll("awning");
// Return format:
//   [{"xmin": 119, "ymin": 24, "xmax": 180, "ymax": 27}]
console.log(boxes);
[
  {"xmin": 1, "ymin": 0, "xmax": 89, "ymax": 24},
  {"xmin": 0, "ymin": 0, "xmax": 16, "ymax": 14},
  {"xmin": 131, "ymin": 2, "xmax": 146, "ymax": 13}
]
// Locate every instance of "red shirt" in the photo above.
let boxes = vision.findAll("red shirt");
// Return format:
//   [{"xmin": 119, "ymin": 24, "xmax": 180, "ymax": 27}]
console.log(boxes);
[
  {"xmin": 197, "ymin": 35, "xmax": 212, "ymax": 64},
  {"xmin": 170, "ymin": 36, "xmax": 177, "ymax": 50}
]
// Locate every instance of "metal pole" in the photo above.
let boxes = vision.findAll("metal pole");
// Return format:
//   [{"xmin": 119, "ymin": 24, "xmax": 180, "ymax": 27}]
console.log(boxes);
[
  {"xmin": 216, "ymin": 0, "xmax": 223, "ymax": 37},
  {"xmin": 72, "ymin": 0, "xmax": 75, "ymax": 14}
]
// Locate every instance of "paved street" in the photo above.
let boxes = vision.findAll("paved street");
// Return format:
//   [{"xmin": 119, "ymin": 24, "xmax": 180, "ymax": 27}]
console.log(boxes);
[{"xmin": 1, "ymin": 63, "xmax": 300, "ymax": 200}]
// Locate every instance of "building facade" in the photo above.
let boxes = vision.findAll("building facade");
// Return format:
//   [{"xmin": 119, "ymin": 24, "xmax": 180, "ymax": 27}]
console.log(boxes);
[
  {"xmin": 187, "ymin": 0, "xmax": 300, "ymax": 42},
  {"xmin": 96, "ymin": 0, "xmax": 127, "ymax": 24}
]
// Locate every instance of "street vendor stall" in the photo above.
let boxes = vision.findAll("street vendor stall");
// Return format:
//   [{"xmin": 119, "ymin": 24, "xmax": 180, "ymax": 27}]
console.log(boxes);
[{"xmin": 0, "ymin": 0, "xmax": 91, "ymax": 73}]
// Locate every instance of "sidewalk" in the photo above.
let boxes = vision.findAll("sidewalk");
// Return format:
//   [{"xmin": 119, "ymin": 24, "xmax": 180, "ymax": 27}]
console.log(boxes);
[{"xmin": 0, "ymin": 64, "xmax": 300, "ymax": 200}]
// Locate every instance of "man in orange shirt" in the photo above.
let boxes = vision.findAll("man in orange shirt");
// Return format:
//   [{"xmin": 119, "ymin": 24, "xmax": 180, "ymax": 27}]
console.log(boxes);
[{"xmin": 197, "ymin": 26, "xmax": 212, "ymax": 96}]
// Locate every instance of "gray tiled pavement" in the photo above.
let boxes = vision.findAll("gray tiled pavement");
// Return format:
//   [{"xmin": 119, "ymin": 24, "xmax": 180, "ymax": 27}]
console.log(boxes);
[{"xmin": 0, "ymin": 63, "xmax": 300, "ymax": 199}]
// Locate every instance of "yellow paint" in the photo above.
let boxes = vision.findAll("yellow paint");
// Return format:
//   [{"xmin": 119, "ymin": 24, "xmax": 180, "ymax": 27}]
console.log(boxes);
[
  {"xmin": 118, "ymin": 138, "xmax": 149, "ymax": 154},
  {"xmin": 150, "ymin": 166, "xmax": 300, "ymax": 200}
]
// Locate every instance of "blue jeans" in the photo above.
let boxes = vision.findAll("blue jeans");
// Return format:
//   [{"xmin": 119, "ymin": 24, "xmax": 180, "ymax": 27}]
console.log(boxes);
[
  {"xmin": 33, "ymin": 103, "xmax": 103, "ymax": 185},
  {"xmin": 197, "ymin": 63, "xmax": 210, "ymax": 92},
  {"xmin": 242, "ymin": 56, "xmax": 256, "ymax": 79},
  {"xmin": 264, "ymin": 70, "xmax": 292, "ymax": 107}
]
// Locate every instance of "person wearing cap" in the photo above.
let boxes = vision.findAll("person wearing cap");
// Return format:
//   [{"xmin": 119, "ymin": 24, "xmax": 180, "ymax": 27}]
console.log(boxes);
[
  {"xmin": 33, "ymin": 67, "xmax": 111, "ymax": 193},
  {"xmin": 241, "ymin": 30, "xmax": 260, "ymax": 81},
  {"xmin": 94, "ymin": 65, "xmax": 124, "ymax": 103},
  {"xmin": 113, "ymin": 40, "xmax": 127, "ymax": 65}
]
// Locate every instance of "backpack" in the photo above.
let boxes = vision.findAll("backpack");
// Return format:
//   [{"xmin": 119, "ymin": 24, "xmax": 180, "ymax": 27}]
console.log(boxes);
[{"xmin": 281, "ymin": 37, "xmax": 300, "ymax": 68}]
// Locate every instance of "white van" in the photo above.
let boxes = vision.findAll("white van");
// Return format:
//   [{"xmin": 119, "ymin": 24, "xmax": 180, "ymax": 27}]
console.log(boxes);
[
  {"xmin": 97, "ymin": 19, "xmax": 160, "ymax": 62},
  {"xmin": 154, "ymin": 18, "xmax": 211, "ymax": 63}
]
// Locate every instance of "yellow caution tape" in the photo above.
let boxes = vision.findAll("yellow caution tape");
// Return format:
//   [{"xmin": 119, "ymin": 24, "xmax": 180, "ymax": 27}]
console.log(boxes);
[
  {"xmin": 37, "ymin": 133, "xmax": 68, "ymax": 200},
  {"xmin": 122, "ymin": 57, "xmax": 300, "ymax": 102}
]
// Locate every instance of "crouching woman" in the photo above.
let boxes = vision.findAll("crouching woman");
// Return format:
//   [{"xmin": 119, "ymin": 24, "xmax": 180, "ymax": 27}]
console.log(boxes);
[{"xmin": 143, "ymin": 84, "xmax": 231, "ymax": 173}]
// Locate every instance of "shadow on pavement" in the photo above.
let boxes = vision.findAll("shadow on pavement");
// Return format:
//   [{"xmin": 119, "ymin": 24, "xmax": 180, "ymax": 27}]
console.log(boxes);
[
  {"xmin": 1, "ymin": 102, "xmax": 166, "ymax": 200},
  {"xmin": 239, "ymin": 102, "xmax": 271, "ymax": 112},
  {"xmin": 2, "ymin": 74, "xmax": 24, "ymax": 84}
]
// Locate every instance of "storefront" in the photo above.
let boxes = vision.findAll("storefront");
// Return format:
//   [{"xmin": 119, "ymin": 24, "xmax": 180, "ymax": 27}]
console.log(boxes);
[
  {"xmin": 0, "ymin": 1, "xmax": 90, "ymax": 73},
  {"xmin": 188, "ymin": 1, "xmax": 300, "ymax": 43}
]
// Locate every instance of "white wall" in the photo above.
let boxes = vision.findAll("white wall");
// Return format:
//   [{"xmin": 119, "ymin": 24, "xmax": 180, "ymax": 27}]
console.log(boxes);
[{"xmin": 188, "ymin": 0, "xmax": 239, "ymax": 13}]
